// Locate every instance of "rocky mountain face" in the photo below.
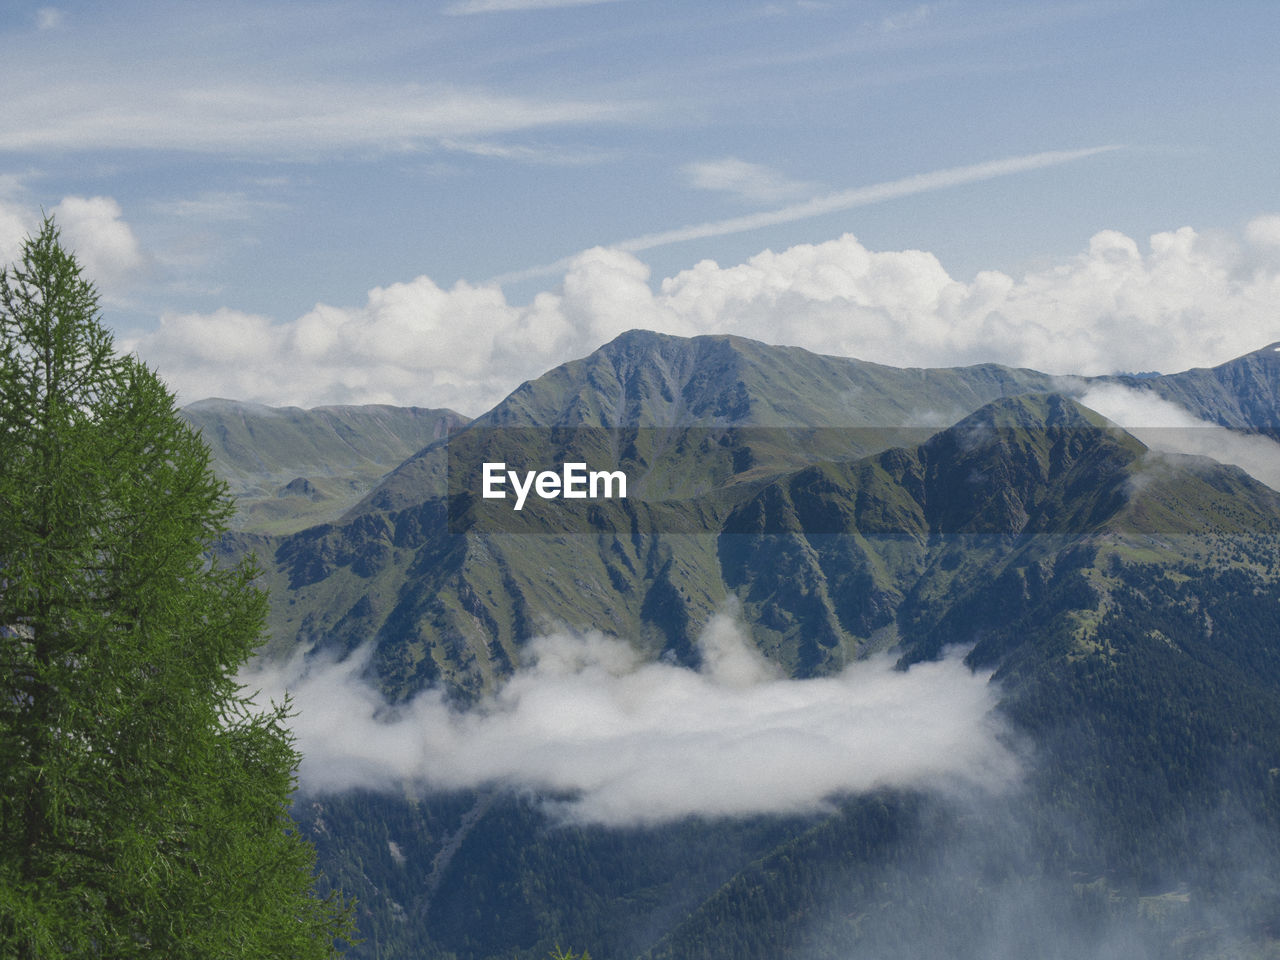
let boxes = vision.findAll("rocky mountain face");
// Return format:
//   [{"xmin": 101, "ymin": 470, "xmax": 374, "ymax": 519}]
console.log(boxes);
[{"xmin": 204, "ymin": 332, "xmax": 1280, "ymax": 959}]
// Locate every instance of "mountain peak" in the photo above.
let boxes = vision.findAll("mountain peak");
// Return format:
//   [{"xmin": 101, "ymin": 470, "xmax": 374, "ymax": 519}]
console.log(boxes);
[{"xmin": 943, "ymin": 393, "xmax": 1113, "ymax": 432}]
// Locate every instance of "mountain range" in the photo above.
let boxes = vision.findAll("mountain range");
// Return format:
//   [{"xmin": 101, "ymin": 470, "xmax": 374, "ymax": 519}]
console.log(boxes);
[
  {"xmin": 193, "ymin": 331, "xmax": 1280, "ymax": 959},
  {"xmin": 180, "ymin": 399, "xmax": 467, "ymax": 534}
]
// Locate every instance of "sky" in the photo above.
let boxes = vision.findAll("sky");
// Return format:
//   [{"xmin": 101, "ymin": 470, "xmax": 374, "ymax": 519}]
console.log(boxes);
[{"xmin": 2, "ymin": 0, "xmax": 1279, "ymax": 415}]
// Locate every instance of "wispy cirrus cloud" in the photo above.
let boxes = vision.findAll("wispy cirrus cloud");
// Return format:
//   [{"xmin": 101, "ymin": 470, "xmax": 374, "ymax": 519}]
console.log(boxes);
[
  {"xmin": 151, "ymin": 191, "xmax": 286, "ymax": 222},
  {"xmin": 34, "ymin": 7, "xmax": 65, "ymax": 30},
  {"xmin": 877, "ymin": 3, "xmax": 934, "ymax": 34},
  {"xmin": 445, "ymin": 0, "xmax": 628, "ymax": 14},
  {"xmin": 619, "ymin": 146, "xmax": 1120, "ymax": 254},
  {"xmin": 0, "ymin": 80, "xmax": 638, "ymax": 158},
  {"xmin": 684, "ymin": 157, "xmax": 817, "ymax": 204},
  {"xmin": 436, "ymin": 138, "xmax": 614, "ymax": 166}
]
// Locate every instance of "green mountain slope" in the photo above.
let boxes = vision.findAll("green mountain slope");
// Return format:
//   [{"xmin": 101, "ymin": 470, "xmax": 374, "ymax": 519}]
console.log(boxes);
[
  {"xmin": 722, "ymin": 393, "xmax": 1280, "ymax": 673},
  {"xmin": 486, "ymin": 329, "xmax": 1056, "ymax": 429},
  {"xmin": 180, "ymin": 399, "xmax": 468, "ymax": 533}
]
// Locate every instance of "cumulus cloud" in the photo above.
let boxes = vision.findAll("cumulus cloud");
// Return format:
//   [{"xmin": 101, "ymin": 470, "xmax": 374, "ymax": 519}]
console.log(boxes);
[
  {"xmin": 51, "ymin": 196, "xmax": 147, "ymax": 296},
  {"xmin": 130, "ymin": 248, "xmax": 684, "ymax": 409},
  {"xmin": 1245, "ymin": 214, "xmax": 1280, "ymax": 250},
  {"xmin": 649, "ymin": 218, "xmax": 1280, "ymax": 377},
  {"xmin": 1078, "ymin": 383, "xmax": 1280, "ymax": 492},
  {"xmin": 128, "ymin": 280, "xmax": 538, "ymax": 410},
  {"xmin": 244, "ymin": 613, "xmax": 1017, "ymax": 826},
  {"xmin": 0, "ymin": 198, "xmax": 30, "ymax": 268},
  {"xmin": 139, "ymin": 214, "xmax": 1280, "ymax": 414},
  {"xmin": 0, "ymin": 194, "xmax": 147, "ymax": 303}
]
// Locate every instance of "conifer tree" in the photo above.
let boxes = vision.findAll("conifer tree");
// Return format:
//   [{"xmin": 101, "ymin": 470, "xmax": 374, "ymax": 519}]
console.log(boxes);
[{"xmin": 0, "ymin": 218, "xmax": 352, "ymax": 957}]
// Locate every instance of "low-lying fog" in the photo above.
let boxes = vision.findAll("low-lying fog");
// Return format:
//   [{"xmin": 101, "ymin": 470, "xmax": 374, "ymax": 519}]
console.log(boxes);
[{"xmin": 245, "ymin": 611, "xmax": 1018, "ymax": 825}]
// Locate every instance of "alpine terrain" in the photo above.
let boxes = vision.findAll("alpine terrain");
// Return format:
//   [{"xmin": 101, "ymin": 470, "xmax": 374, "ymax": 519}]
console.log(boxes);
[{"xmin": 194, "ymin": 332, "xmax": 1280, "ymax": 959}]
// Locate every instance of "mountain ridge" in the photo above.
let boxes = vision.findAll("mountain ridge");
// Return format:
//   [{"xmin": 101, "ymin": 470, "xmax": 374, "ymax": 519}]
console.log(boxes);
[
  {"xmin": 346, "ymin": 329, "xmax": 1063, "ymax": 519},
  {"xmin": 1104, "ymin": 339, "xmax": 1280, "ymax": 431},
  {"xmin": 180, "ymin": 398, "xmax": 468, "ymax": 533}
]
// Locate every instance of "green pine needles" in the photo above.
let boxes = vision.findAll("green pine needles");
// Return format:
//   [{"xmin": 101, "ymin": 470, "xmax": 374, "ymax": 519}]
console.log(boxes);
[{"xmin": 0, "ymin": 218, "xmax": 354, "ymax": 957}]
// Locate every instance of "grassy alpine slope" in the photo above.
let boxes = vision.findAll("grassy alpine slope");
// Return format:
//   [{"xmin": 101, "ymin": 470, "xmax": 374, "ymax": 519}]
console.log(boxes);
[{"xmin": 180, "ymin": 399, "xmax": 468, "ymax": 534}]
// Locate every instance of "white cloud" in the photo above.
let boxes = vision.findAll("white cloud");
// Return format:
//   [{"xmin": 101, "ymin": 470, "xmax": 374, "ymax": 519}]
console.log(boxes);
[
  {"xmin": 642, "ymin": 212, "xmax": 1280, "ymax": 377},
  {"xmin": 684, "ymin": 157, "xmax": 816, "ymax": 204},
  {"xmin": 436, "ymin": 138, "xmax": 612, "ymax": 166},
  {"xmin": 1245, "ymin": 214, "xmax": 1280, "ymax": 250},
  {"xmin": 1077, "ymin": 383, "xmax": 1280, "ymax": 492},
  {"xmin": 130, "ymin": 249, "xmax": 678, "ymax": 410},
  {"xmin": 0, "ymin": 198, "xmax": 32, "ymax": 268},
  {"xmin": 0, "ymin": 173, "xmax": 28, "ymax": 200},
  {"xmin": 625, "ymin": 146, "xmax": 1117, "ymax": 252},
  {"xmin": 130, "ymin": 308, "xmax": 286, "ymax": 399},
  {"xmin": 244, "ymin": 613, "xmax": 1017, "ymax": 826},
  {"xmin": 0, "ymin": 194, "xmax": 147, "ymax": 302},
  {"xmin": 878, "ymin": 4, "xmax": 933, "ymax": 34},
  {"xmin": 132, "ymin": 213, "xmax": 1280, "ymax": 415},
  {"xmin": 51, "ymin": 196, "xmax": 147, "ymax": 298}
]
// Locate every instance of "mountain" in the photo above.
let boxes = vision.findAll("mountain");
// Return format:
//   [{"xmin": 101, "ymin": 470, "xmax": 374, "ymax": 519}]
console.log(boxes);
[
  {"xmin": 720, "ymin": 392, "xmax": 1280, "ymax": 673},
  {"xmin": 247, "ymin": 332, "xmax": 1280, "ymax": 690},
  {"xmin": 1107, "ymin": 340, "xmax": 1280, "ymax": 431},
  {"xmin": 241, "ymin": 332, "xmax": 1070, "ymax": 686},
  {"xmin": 484, "ymin": 329, "xmax": 1056, "ymax": 428},
  {"xmin": 209, "ymin": 332, "xmax": 1280, "ymax": 959},
  {"xmin": 180, "ymin": 399, "xmax": 467, "ymax": 533},
  {"xmin": 350, "ymin": 330, "xmax": 1058, "ymax": 516}
]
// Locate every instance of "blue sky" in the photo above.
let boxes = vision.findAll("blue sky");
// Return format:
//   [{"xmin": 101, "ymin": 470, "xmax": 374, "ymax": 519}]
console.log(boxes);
[{"xmin": 2, "ymin": 1, "xmax": 1279, "ymax": 413}]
